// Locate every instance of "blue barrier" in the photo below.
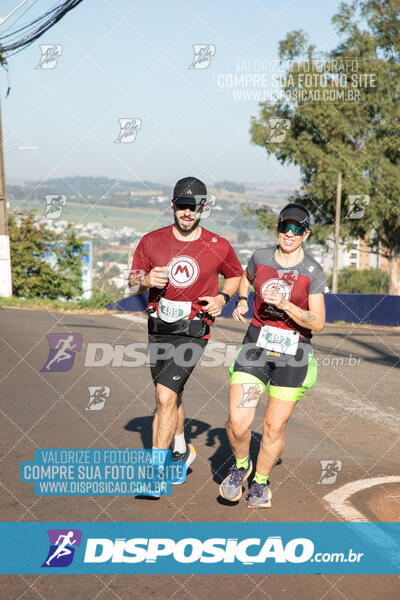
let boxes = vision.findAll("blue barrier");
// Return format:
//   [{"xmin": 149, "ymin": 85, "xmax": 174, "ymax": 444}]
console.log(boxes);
[
  {"xmin": 106, "ymin": 292, "xmax": 400, "ymax": 327},
  {"xmin": 324, "ymin": 293, "xmax": 400, "ymax": 327}
]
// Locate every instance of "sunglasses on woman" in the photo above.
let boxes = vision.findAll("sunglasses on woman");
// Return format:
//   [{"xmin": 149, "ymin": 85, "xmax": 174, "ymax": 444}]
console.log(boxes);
[{"xmin": 278, "ymin": 222, "xmax": 306, "ymax": 236}]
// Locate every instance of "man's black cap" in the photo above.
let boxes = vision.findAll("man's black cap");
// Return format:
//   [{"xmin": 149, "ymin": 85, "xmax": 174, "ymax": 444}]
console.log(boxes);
[
  {"xmin": 278, "ymin": 203, "xmax": 311, "ymax": 228},
  {"xmin": 173, "ymin": 176, "xmax": 207, "ymax": 208}
]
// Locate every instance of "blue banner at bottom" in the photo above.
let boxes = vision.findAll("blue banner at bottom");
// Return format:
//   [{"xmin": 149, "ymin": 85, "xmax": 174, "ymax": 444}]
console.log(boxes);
[{"xmin": 0, "ymin": 522, "xmax": 399, "ymax": 574}]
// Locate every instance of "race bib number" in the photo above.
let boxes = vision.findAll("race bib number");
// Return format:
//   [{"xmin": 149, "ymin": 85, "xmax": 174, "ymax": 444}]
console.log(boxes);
[
  {"xmin": 256, "ymin": 324, "xmax": 300, "ymax": 356},
  {"xmin": 158, "ymin": 298, "xmax": 192, "ymax": 323}
]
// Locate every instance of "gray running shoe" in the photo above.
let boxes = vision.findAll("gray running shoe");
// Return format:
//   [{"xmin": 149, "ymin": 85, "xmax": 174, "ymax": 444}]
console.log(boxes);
[
  {"xmin": 219, "ymin": 461, "xmax": 253, "ymax": 501},
  {"xmin": 171, "ymin": 443, "xmax": 196, "ymax": 485},
  {"xmin": 246, "ymin": 481, "xmax": 272, "ymax": 508}
]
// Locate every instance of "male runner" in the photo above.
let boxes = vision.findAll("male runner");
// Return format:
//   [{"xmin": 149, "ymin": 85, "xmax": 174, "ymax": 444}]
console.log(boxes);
[
  {"xmin": 130, "ymin": 176, "xmax": 242, "ymax": 484},
  {"xmin": 219, "ymin": 203, "xmax": 327, "ymax": 507}
]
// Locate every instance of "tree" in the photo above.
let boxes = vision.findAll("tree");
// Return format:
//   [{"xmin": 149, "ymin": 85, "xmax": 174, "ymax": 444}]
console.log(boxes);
[
  {"xmin": 8, "ymin": 211, "xmax": 85, "ymax": 299},
  {"xmin": 327, "ymin": 266, "xmax": 389, "ymax": 294},
  {"xmin": 249, "ymin": 0, "xmax": 400, "ymax": 294}
]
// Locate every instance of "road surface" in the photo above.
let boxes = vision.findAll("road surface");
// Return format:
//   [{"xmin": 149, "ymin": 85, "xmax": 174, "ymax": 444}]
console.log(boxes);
[{"xmin": 0, "ymin": 307, "xmax": 399, "ymax": 598}]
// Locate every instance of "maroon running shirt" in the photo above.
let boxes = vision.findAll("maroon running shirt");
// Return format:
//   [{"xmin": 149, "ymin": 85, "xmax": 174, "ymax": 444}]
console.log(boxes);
[
  {"xmin": 131, "ymin": 225, "xmax": 243, "ymax": 330},
  {"xmin": 247, "ymin": 246, "xmax": 328, "ymax": 338}
]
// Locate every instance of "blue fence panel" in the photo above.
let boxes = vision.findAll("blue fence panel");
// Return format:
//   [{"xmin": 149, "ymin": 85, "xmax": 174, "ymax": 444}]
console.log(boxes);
[
  {"xmin": 106, "ymin": 293, "xmax": 400, "ymax": 327},
  {"xmin": 107, "ymin": 293, "xmax": 149, "ymax": 312},
  {"xmin": 324, "ymin": 293, "xmax": 400, "ymax": 326}
]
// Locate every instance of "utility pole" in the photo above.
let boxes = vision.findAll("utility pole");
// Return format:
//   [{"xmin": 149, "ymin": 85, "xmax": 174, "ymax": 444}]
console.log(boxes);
[
  {"xmin": 331, "ymin": 171, "xmax": 342, "ymax": 294},
  {"xmin": 0, "ymin": 0, "xmax": 34, "ymax": 298},
  {"xmin": 0, "ymin": 99, "xmax": 12, "ymax": 297}
]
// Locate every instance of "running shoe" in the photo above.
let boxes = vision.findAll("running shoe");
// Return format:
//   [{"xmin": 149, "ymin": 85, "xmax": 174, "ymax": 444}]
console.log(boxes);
[
  {"xmin": 246, "ymin": 481, "xmax": 272, "ymax": 508},
  {"xmin": 219, "ymin": 460, "xmax": 253, "ymax": 501},
  {"xmin": 171, "ymin": 443, "xmax": 196, "ymax": 485}
]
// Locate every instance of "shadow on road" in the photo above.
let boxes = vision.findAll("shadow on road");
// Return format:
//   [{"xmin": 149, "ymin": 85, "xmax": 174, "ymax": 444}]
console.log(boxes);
[
  {"xmin": 206, "ymin": 428, "xmax": 264, "ymax": 484},
  {"xmin": 125, "ymin": 416, "xmax": 282, "ymax": 494},
  {"xmin": 124, "ymin": 415, "xmax": 212, "ymax": 449}
]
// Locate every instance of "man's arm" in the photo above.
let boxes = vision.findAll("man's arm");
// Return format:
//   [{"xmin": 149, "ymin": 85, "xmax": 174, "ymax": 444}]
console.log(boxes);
[
  {"xmin": 129, "ymin": 268, "xmax": 169, "ymax": 293},
  {"xmin": 220, "ymin": 275, "xmax": 241, "ymax": 298},
  {"xmin": 198, "ymin": 240, "xmax": 243, "ymax": 317},
  {"xmin": 197, "ymin": 276, "xmax": 242, "ymax": 318}
]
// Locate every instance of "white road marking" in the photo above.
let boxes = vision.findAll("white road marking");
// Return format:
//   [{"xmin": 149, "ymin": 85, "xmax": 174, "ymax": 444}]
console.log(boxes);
[
  {"xmin": 113, "ymin": 314, "xmax": 147, "ymax": 323},
  {"xmin": 324, "ymin": 476, "xmax": 400, "ymax": 522},
  {"xmin": 324, "ymin": 477, "xmax": 400, "ymax": 568}
]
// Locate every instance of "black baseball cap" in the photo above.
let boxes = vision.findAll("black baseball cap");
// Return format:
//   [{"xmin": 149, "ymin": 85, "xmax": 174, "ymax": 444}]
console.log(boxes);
[
  {"xmin": 278, "ymin": 203, "xmax": 311, "ymax": 229},
  {"xmin": 173, "ymin": 176, "xmax": 207, "ymax": 208}
]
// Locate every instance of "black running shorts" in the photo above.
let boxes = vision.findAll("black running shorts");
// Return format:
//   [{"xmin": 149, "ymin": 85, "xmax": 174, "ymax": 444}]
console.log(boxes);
[{"xmin": 148, "ymin": 333, "xmax": 208, "ymax": 394}]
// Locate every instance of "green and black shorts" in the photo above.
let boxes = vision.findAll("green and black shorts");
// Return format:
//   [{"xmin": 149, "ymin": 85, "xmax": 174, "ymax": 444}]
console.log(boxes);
[{"xmin": 229, "ymin": 323, "xmax": 318, "ymax": 402}]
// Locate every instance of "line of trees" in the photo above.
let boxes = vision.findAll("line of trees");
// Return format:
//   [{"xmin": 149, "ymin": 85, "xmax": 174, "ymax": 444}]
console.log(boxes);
[{"xmin": 248, "ymin": 0, "xmax": 400, "ymax": 295}]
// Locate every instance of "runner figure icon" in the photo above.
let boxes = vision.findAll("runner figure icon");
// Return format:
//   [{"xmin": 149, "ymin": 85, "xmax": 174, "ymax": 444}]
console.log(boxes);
[
  {"xmin": 45, "ymin": 531, "xmax": 77, "ymax": 566},
  {"xmin": 86, "ymin": 386, "xmax": 110, "ymax": 410},
  {"xmin": 45, "ymin": 335, "xmax": 76, "ymax": 371}
]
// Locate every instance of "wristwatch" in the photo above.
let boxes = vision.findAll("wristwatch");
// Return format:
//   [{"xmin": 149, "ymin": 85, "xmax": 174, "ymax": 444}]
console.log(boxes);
[
  {"xmin": 236, "ymin": 295, "xmax": 248, "ymax": 305},
  {"xmin": 217, "ymin": 291, "xmax": 230, "ymax": 304}
]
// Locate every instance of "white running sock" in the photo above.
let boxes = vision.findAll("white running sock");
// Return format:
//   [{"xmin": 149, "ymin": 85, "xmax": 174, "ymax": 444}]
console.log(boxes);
[{"xmin": 172, "ymin": 432, "xmax": 186, "ymax": 454}]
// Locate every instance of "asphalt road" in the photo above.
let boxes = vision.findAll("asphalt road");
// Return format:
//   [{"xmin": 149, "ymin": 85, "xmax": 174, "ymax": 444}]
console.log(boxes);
[{"xmin": 0, "ymin": 307, "xmax": 399, "ymax": 599}]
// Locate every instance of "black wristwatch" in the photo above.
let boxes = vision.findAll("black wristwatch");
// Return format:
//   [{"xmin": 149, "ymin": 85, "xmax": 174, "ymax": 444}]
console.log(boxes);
[
  {"xmin": 236, "ymin": 295, "xmax": 248, "ymax": 306},
  {"xmin": 217, "ymin": 291, "xmax": 230, "ymax": 304}
]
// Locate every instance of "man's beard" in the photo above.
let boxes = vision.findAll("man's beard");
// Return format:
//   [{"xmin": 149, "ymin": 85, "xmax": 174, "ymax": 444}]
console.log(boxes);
[{"xmin": 174, "ymin": 212, "xmax": 201, "ymax": 234}]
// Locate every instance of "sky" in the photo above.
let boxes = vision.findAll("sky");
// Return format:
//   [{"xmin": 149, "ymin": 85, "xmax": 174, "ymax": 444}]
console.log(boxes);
[{"xmin": 0, "ymin": 0, "xmax": 343, "ymax": 188}]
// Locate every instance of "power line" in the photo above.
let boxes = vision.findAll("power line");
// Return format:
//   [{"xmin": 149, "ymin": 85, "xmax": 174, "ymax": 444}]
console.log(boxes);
[{"xmin": 0, "ymin": 0, "xmax": 84, "ymax": 64}]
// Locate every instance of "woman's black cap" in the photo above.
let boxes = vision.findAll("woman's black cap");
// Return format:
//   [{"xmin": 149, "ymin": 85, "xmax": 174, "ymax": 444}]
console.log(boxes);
[{"xmin": 278, "ymin": 203, "xmax": 311, "ymax": 228}]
